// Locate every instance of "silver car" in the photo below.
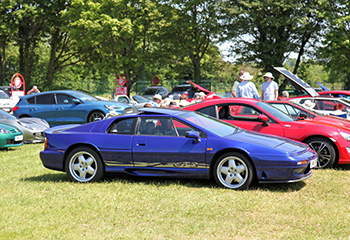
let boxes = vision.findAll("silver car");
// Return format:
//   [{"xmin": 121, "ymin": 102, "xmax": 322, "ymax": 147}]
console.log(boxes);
[{"xmin": 0, "ymin": 109, "xmax": 49, "ymax": 143}]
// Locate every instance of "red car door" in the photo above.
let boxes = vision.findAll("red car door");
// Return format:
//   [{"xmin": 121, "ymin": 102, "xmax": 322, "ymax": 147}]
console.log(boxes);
[{"xmin": 218, "ymin": 104, "xmax": 286, "ymax": 137}]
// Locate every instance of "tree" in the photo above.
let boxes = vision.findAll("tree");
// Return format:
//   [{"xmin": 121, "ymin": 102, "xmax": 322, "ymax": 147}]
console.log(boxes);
[
  {"xmin": 0, "ymin": 0, "xmax": 17, "ymax": 85},
  {"xmin": 223, "ymin": 0, "xmax": 326, "ymax": 91},
  {"xmin": 63, "ymin": 0, "xmax": 171, "ymax": 95},
  {"xmin": 318, "ymin": 0, "xmax": 350, "ymax": 90},
  {"xmin": 159, "ymin": 0, "xmax": 225, "ymax": 83}
]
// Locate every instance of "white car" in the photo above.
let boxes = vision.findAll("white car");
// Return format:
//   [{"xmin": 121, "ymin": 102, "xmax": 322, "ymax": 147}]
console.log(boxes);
[
  {"xmin": 0, "ymin": 90, "xmax": 17, "ymax": 112},
  {"xmin": 290, "ymin": 97, "xmax": 350, "ymax": 119}
]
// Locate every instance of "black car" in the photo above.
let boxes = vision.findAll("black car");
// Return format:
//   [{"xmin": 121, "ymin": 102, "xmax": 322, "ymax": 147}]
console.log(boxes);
[
  {"xmin": 168, "ymin": 84, "xmax": 196, "ymax": 100},
  {"xmin": 138, "ymin": 86, "xmax": 169, "ymax": 99}
]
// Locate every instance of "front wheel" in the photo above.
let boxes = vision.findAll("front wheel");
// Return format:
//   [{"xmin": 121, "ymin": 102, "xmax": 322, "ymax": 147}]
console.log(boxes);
[
  {"xmin": 65, "ymin": 147, "xmax": 104, "ymax": 183},
  {"xmin": 304, "ymin": 137, "xmax": 336, "ymax": 169},
  {"xmin": 213, "ymin": 152, "xmax": 254, "ymax": 190},
  {"xmin": 88, "ymin": 111, "xmax": 105, "ymax": 122}
]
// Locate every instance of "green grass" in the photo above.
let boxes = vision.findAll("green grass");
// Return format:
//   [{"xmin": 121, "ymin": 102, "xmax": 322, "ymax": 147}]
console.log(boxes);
[{"xmin": 1, "ymin": 144, "xmax": 350, "ymax": 239}]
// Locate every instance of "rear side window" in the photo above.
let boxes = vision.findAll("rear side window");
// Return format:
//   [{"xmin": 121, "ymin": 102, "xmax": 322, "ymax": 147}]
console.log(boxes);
[
  {"xmin": 36, "ymin": 94, "xmax": 55, "ymax": 104},
  {"xmin": 26, "ymin": 97, "xmax": 35, "ymax": 104}
]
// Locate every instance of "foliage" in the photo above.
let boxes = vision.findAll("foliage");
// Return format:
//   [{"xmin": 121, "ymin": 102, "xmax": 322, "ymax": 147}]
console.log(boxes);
[{"xmin": 318, "ymin": 0, "xmax": 350, "ymax": 90}]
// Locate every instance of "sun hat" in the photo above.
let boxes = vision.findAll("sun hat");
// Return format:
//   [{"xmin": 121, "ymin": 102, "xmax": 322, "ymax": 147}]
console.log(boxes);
[
  {"xmin": 153, "ymin": 94, "xmax": 162, "ymax": 101},
  {"xmin": 303, "ymin": 100, "xmax": 316, "ymax": 109},
  {"xmin": 263, "ymin": 72, "xmax": 275, "ymax": 79},
  {"xmin": 240, "ymin": 72, "xmax": 254, "ymax": 81}
]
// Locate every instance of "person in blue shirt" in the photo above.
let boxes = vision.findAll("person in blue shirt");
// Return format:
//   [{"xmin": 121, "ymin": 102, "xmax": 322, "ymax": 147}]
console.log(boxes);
[{"xmin": 236, "ymin": 72, "xmax": 260, "ymax": 99}]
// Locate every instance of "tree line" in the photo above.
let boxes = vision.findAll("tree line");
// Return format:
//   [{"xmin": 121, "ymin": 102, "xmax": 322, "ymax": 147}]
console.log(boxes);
[{"xmin": 1, "ymin": 0, "xmax": 350, "ymax": 95}]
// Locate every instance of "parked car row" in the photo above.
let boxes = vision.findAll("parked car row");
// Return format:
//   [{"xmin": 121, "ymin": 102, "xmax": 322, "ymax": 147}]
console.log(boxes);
[{"xmin": 7, "ymin": 69, "xmax": 350, "ymax": 190}]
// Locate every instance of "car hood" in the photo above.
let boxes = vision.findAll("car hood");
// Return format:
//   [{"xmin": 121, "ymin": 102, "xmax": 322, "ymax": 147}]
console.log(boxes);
[
  {"xmin": 274, "ymin": 67, "xmax": 319, "ymax": 97},
  {"xmin": 226, "ymin": 130, "xmax": 309, "ymax": 155}
]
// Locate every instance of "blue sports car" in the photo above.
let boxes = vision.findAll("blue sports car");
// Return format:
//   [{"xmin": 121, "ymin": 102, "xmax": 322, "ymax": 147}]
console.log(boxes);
[
  {"xmin": 40, "ymin": 108, "xmax": 317, "ymax": 190},
  {"xmin": 12, "ymin": 90, "xmax": 134, "ymax": 126}
]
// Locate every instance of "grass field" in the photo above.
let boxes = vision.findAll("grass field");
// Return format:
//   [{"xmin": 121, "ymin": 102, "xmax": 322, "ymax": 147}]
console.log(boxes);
[{"xmin": 1, "ymin": 143, "xmax": 350, "ymax": 239}]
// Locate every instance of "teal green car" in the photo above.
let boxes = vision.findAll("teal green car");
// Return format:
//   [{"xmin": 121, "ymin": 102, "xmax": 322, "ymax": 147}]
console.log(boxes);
[{"xmin": 0, "ymin": 123, "xmax": 23, "ymax": 149}]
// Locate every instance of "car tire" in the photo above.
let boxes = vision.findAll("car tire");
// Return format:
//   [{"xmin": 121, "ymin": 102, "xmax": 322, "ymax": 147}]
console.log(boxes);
[
  {"xmin": 304, "ymin": 137, "xmax": 336, "ymax": 169},
  {"xmin": 213, "ymin": 152, "xmax": 254, "ymax": 190},
  {"xmin": 88, "ymin": 111, "xmax": 105, "ymax": 122},
  {"xmin": 65, "ymin": 147, "xmax": 104, "ymax": 183}
]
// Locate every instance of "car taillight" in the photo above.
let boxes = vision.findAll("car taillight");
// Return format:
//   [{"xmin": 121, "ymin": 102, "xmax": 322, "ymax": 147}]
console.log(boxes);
[
  {"xmin": 12, "ymin": 106, "xmax": 19, "ymax": 112},
  {"xmin": 44, "ymin": 138, "xmax": 48, "ymax": 149}
]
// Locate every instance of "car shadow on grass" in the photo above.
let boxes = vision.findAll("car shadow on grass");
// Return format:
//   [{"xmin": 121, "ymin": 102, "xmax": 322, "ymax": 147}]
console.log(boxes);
[{"xmin": 23, "ymin": 173, "xmax": 306, "ymax": 192}]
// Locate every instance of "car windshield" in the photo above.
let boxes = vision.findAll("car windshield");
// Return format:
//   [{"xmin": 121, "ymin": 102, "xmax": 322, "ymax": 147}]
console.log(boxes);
[
  {"xmin": 257, "ymin": 102, "xmax": 294, "ymax": 122},
  {"xmin": 133, "ymin": 95, "xmax": 152, "ymax": 103},
  {"xmin": 171, "ymin": 86, "xmax": 190, "ymax": 92},
  {"xmin": 0, "ymin": 109, "xmax": 16, "ymax": 120},
  {"xmin": 140, "ymin": 88, "xmax": 158, "ymax": 95},
  {"xmin": 71, "ymin": 91, "xmax": 98, "ymax": 102},
  {"xmin": 291, "ymin": 101, "xmax": 323, "ymax": 116},
  {"xmin": 180, "ymin": 111, "xmax": 240, "ymax": 137},
  {"xmin": 0, "ymin": 90, "xmax": 9, "ymax": 99}
]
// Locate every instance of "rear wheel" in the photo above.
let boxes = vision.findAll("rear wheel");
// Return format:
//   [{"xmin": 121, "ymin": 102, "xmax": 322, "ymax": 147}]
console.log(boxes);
[
  {"xmin": 65, "ymin": 147, "xmax": 104, "ymax": 183},
  {"xmin": 213, "ymin": 152, "xmax": 254, "ymax": 190},
  {"xmin": 88, "ymin": 111, "xmax": 105, "ymax": 122},
  {"xmin": 304, "ymin": 137, "xmax": 336, "ymax": 169}
]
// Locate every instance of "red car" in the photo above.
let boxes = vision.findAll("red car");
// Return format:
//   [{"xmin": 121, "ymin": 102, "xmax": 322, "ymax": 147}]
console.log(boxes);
[
  {"xmin": 267, "ymin": 100, "xmax": 350, "ymax": 129},
  {"xmin": 183, "ymin": 98, "xmax": 350, "ymax": 168}
]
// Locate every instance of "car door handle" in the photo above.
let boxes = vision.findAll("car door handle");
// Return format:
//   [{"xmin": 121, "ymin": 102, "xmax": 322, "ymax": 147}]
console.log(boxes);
[
  {"xmin": 136, "ymin": 142, "xmax": 146, "ymax": 146},
  {"xmin": 29, "ymin": 108, "xmax": 37, "ymax": 111},
  {"xmin": 284, "ymin": 125, "xmax": 291, "ymax": 127},
  {"xmin": 57, "ymin": 107, "xmax": 64, "ymax": 110}
]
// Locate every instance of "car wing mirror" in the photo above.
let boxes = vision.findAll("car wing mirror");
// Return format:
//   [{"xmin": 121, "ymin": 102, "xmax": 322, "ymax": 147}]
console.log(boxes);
[
  {"xmin": 258, "ymin": 114, "xmax": 269, "ymax": 126},
  {"xmin": 72, "ymin": 98, "xmax": 81, "ymax": 104},
  {"xmin": 185, "ymin": 130, "xmax": 201, "ymax": 143},
  {"xmin": 299, "ymin": 112, "xmax": 307, "ymax": 119}
]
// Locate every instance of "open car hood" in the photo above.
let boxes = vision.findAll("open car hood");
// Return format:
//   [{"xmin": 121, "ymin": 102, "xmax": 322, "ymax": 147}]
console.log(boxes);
[
  {"xmin": 274, "ymin": 67, "xmax": 319, "ymax": 97},
  {"xmin": 316, "ymin": 81, "xmax": 330, "ymax": 91},
  {"xmin": 187, "ymin": 80, "xmax": 211, "ymax": 94}
]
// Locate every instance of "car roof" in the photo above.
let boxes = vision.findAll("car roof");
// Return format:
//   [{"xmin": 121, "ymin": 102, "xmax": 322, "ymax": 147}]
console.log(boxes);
[
  {"xmin": 139, "ymin": 107, "xmax": 190, "ymax": 116},
  {"xmin": 19, "ymin": 90, "xmax": 87, "ymax": 99}
]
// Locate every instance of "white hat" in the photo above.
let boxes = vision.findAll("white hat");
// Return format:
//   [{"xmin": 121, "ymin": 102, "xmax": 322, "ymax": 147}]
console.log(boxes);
[
  {"xmin": 198, "ymin": 92, "xmax": 206, "ymax": 97},
  {"xmin": 240, "ymin": 72, "xmax": 254, "ymax": 80},
  {"xmin": 263, "ymin": 72, "xmax": 275, "ymax": 79},
  {"xmin": 153, "ymin": 94, "xmax": 162, "ymax": 100},
  {"xmin": 179, "ymin": 100, "xmax": 190, "ymax": 107},
  {"xmin": 303, "ymin": 100, "xmax": 316, "ymax": 109}
]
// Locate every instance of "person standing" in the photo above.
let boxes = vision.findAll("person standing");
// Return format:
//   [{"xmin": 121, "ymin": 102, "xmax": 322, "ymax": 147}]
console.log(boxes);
[
  {"xmin": 236, "ymin": 72, "xmax": 260, "ymax": 99},
  {"xmin": 261, "ymin": 72, "xmax": 278, "ymax": 100},
  {"xmin": 231, "ymin": 71, "xmax": 244, "ymax": 97}
]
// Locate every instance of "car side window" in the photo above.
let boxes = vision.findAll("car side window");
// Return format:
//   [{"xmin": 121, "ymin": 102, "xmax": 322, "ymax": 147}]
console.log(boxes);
[
  {"xmin": 36, "ymin": 94, "xmax": 55, "ymax": 104},
  {"xmin": 108, "ymin": 118, "xmax": 136, "ymax": 134},
  {"xmin": 171, "ymin": 119, "xmax": 198, "ymax": 137},
  {"xmin": 137, "ymin": 117, "xmax": 177, "ymax": 136},
  {"xmin": 197, "ymin": 105, "xmax": 216, "ymax": 118},
  {"xmin": 56, "ymin": 94, "xmax": 74, "ymax": 104},
  {"xmin": 26, "ymin": 96, "xmax": 35, "ymax": 104}
]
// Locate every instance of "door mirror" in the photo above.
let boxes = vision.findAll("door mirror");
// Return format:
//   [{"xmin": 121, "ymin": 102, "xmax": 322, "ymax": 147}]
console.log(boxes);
[
  {"xmin": 258, "ymin": 114, "xmax": 269, "ymax": 126},
  {"xmin": 185, "ymin": 130, "xmax": 201, "ymax": 143},
  {"xmin": 72, "ymin": 98, "xmax": 81, "ymax": 104},
  {"xmin": 299, "ymin": 112, "xmax": 307, "ymax": 119}
]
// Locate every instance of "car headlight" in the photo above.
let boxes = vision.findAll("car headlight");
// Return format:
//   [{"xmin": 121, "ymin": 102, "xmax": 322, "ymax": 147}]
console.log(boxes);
[
  {"xmin": 0, "ymin": 128, "xmax": 10, "ymax": 134},
  {"xmin": 340, "ymin": 131, "xmax": 350, "ymax": 141},
  {"xmin": 105, "ymin": 105, "xmax": 121, "ymax": 110}
]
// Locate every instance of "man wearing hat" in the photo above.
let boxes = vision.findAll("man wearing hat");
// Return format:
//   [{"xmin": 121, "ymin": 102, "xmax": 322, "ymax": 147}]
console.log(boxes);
[
  {"xmin": 236, "ymin": 72, "xmax": 260, "ymax": 99},
  {"xmin": 261, "ymin": 72, "xmax": 278, "ymax": 100},
  {"xmin": 151, "ymin": 94, "xmax": 162, "ymax": 107}
]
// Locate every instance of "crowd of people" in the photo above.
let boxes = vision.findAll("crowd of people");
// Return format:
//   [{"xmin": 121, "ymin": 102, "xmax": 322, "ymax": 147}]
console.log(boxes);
[{"xmin": 144, "ymin": 91, "xmax": 208, "ymax": 108}]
